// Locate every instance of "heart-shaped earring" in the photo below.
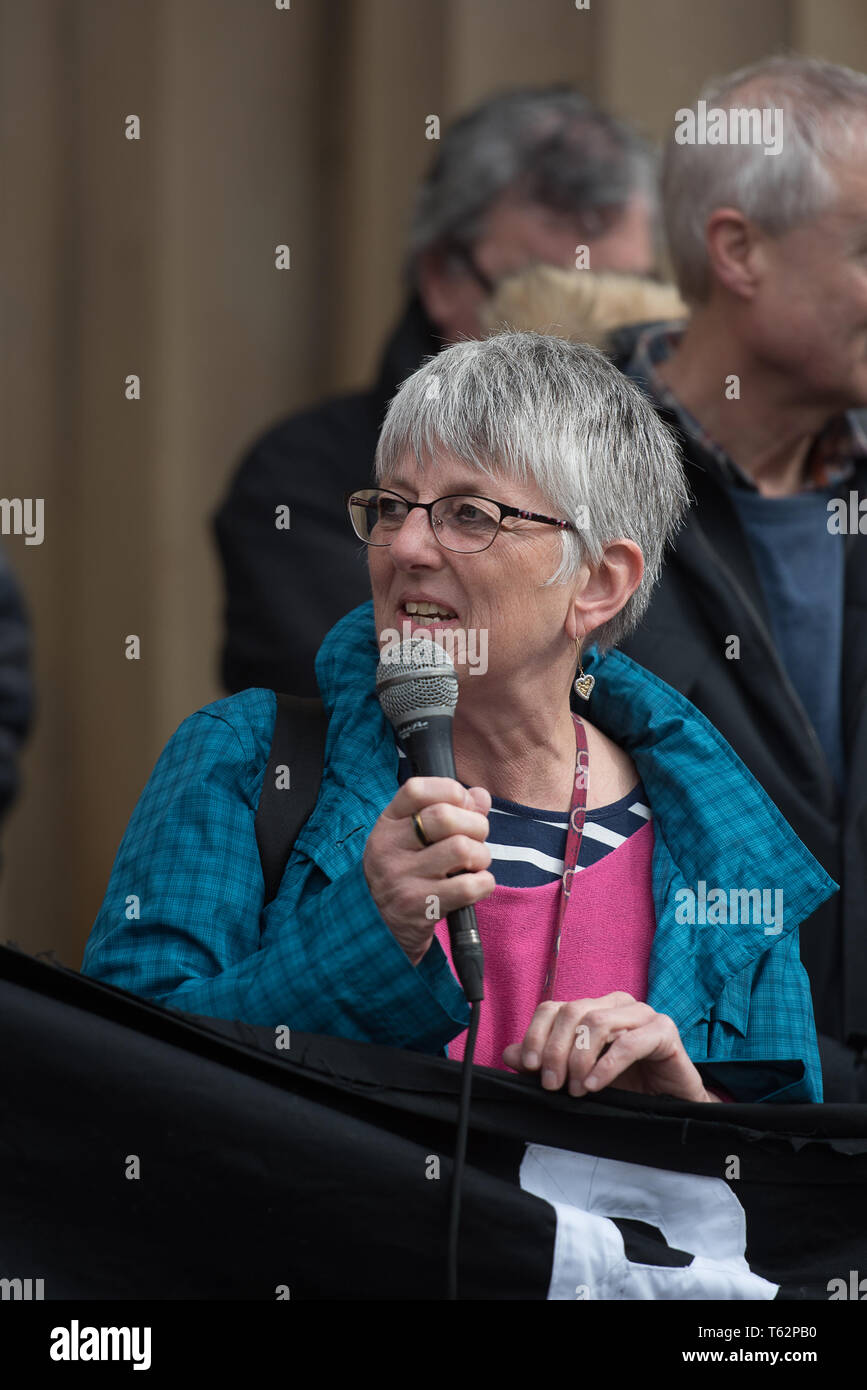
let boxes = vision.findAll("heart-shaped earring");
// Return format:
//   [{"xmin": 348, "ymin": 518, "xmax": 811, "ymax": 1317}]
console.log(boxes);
[{"xmin": 573, "ymin": 638, "xmax": 594, "ymax": 700}]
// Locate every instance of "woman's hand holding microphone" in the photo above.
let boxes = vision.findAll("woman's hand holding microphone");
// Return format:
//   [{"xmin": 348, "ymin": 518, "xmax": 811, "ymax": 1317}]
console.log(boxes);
[{"xmin": 362, "ymin": 776, "xmax": 495, "ymax": 965}]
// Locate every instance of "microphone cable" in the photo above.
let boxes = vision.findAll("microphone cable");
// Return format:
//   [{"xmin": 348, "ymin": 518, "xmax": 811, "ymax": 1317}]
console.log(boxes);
[
  {"xmin": 446, "ymin": 998, "xmax": 481, "ymax": 1300},
  {"xmin": 373, "ymin": 635, "xmax": 485, "ymax": 1300}
]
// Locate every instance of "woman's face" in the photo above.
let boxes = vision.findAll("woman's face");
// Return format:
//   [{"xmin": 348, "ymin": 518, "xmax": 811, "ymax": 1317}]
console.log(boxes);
[{"xmin": 368, "ymin": 451, "xmax": 580, "ymax": 685}]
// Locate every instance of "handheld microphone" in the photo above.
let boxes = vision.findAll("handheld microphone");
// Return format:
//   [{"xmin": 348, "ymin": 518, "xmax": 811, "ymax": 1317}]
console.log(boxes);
[{"xmin": 376, "ymin": 636, "xmax": 485, "ymax": 1003}]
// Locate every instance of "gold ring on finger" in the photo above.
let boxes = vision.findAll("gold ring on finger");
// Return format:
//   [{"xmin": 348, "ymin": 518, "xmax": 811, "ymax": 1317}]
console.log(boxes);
[{"xmin": 412, "ymin": 811, "xmax": 432, "ymax": 848}]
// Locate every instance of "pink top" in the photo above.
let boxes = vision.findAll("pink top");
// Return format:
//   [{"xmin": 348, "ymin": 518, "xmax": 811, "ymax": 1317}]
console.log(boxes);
[{"xmin": 435, "ymin": 819, "xmax": 657, "ymax": 1069}]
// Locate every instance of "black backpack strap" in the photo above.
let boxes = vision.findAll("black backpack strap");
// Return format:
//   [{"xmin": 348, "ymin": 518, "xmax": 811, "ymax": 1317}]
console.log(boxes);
[{"xmin": 255, "ymin": 693, "xmax": 329, "ymax": 907}]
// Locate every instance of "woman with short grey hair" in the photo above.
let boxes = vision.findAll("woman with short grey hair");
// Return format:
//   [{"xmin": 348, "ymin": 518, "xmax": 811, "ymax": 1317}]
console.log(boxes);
[{"xmin": 84, "ymin": 332, "xmax": 834, "ymax": 1104}]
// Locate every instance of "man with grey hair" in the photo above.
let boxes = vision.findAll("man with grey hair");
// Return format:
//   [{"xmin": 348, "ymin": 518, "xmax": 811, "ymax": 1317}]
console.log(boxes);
[
  {"xmin": 214, "ymin": 86, "xmax": 657, "ymax": 697},
  {"xmin": 609, "ymin": 54, "xmax": 867, "ymax": 1098}
]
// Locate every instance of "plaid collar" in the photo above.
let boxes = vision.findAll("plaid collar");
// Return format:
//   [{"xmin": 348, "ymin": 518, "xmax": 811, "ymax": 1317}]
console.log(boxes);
[{"xmin": 625, "ymin": 322, "xmax": 867, "ymax": 493}]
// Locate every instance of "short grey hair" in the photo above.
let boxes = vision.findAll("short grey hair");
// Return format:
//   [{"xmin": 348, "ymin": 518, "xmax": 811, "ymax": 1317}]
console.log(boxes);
[
  {"xmin": 405, "ymin": 86, "xmax": 657, "ymax": 287},
  {"xmin": 373, "ymin": 332, "xmax": 689, "ymax": 652},
  {"xmin": 664, "ymin": 54, "xmax": 867, "ymax": 303}
]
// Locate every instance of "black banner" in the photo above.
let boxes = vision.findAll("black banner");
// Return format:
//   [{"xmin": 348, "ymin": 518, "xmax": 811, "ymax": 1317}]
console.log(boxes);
[{"xmin": 2, "ymin": 943, "xmax": 867, "ymax": 1305}]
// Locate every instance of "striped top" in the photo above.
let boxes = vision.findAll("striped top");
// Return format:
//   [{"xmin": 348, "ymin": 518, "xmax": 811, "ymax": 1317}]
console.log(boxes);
[{"xmin": 396, "ymin": 746, "xmax": 651, "ymax": 885}]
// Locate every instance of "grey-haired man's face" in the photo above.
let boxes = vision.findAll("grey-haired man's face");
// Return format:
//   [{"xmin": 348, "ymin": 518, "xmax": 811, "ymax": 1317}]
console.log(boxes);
[
  {"xmin": 736, "ymin": 153, "xmax": 867, "ymax": 411},
  {"xmin": 417, "ymin": 193, "xmax": 655, "ymax": 344}
]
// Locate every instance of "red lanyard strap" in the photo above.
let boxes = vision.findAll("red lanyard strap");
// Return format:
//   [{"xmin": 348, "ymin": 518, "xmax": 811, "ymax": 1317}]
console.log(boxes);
[{"xmin": 541, "ymin": 713, "xmax": 588, "ymax": 1001}]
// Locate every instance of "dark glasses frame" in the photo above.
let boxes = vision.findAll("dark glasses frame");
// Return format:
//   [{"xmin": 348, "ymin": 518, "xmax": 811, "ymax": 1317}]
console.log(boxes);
[
  {"xmin": 447, "ymin": 242, "xmax": 497, "ymax": 296},
  {"xmin": 345, "ymin": 486, "xmax": 576, "ymax": 554}
]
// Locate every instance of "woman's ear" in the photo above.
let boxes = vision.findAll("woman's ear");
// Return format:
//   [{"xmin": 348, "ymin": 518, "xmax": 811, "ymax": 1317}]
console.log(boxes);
[{"xmin": 569, "ymin": 540, "xmax": 644, "ymax": 638}]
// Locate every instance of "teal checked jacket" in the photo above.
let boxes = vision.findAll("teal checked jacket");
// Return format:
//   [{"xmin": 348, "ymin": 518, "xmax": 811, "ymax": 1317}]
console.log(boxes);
[{"xmin": 83, "ymin": 601, "xmax": 837, "ymax": 1102}]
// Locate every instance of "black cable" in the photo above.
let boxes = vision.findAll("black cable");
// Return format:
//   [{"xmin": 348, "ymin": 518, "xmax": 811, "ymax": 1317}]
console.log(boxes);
[{"xmin": 446, "ymin": 999, "xmax": 481, "ymax": 1300}]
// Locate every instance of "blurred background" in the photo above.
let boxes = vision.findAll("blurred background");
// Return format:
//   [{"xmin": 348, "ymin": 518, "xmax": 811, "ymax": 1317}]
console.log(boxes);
[{"xmin": 3, "ymin": 0, "xmax": 866, "ymax": 966}]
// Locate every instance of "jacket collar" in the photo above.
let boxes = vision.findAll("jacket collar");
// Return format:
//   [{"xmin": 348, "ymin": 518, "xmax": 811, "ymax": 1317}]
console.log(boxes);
[
  {"xmin": 307, "ymin": 601, "xmax": 837, "ymax": 1031},
  {"xmin": 580, "ymin": 643, "xmax": 837, "ymax": 1026}
]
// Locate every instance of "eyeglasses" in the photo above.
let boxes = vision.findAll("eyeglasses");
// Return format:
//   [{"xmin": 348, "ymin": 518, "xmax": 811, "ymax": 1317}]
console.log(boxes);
[
  {"xmin": 346, "ymin": 487, "xmax": 576, "ymax": 555},
  {"xmin": 448, "ymin": 242, "xmax": 497, "ymax": 296}
]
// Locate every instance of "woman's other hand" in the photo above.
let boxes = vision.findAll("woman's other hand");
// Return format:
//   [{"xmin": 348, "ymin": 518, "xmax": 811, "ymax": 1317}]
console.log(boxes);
[
  {"xmin": 362, "ymin": 776, "xmax": 495, "ymax": 966},
  {"xmin": 501, "ymin": 993, "xmax": 715, "ymax": 1103}
]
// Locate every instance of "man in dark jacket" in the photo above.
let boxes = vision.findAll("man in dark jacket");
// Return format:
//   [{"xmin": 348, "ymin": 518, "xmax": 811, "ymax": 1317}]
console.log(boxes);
[
  {"xmin": 214, "ymin": 86, "xmax": 658, "ymax": 696},
  {"xmin": 614, "ymin": 56, "xmax": 867, "ymax": 1098}
]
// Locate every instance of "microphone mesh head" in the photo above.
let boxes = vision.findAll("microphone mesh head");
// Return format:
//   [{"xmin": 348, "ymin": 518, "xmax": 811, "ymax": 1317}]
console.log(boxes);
[{"xmin": 376, "ymin": 636, "xmax": 458, "ymax": 726}]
